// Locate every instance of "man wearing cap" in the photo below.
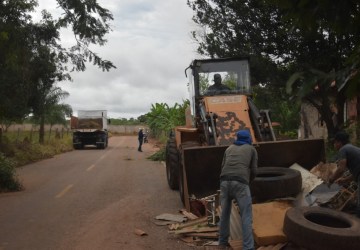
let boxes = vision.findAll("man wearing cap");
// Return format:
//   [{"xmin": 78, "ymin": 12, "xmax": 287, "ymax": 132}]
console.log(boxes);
[
  {"xmin": 329, "ymin": 130, "xmax": 360, "ymax": 218},
  {"xmin": 218, "ymin": 130, "xmax": 257, "ymax": 250}
]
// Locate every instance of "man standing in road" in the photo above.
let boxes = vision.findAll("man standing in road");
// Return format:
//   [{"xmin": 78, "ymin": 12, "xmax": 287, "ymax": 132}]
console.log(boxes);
[
  {"xmin": 329, "ymin": 130, "xmax": 360, "ymax": 218},
  {"xmin": 218, "ymin": 130, "xmax": 257, "ymax": 250},
  {"xmin": 138, "ymin": 128, "xmax": 144, "ymax": 152}
]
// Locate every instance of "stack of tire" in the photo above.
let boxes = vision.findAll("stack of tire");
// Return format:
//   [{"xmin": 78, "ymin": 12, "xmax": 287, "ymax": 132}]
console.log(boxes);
[{"xmin": 250, "ymin": 167, "xmax": 360, "ymax": 249}]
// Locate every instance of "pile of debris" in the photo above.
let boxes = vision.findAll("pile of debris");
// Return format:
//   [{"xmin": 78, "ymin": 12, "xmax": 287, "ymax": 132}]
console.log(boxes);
[
  {"xmin": 155, "ymin": 162, "xmax": 359, "ymax": 250},
  {"xmin": 154, "ymin": 208, "xmax": 219, "ymax": 248}
]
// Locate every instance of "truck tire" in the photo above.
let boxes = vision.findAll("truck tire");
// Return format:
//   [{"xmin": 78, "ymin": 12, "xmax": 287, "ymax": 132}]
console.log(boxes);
[
  {"xmin": 250, "ymin": 167, "xmax": 301, "ymax": 201},
  {"xmin": 165, "ymin": 138, "xmax": 179, "ymax": 190},
  {"xmin": 283, "ymin": 206, "xmax": 360, "ymax": 250}
]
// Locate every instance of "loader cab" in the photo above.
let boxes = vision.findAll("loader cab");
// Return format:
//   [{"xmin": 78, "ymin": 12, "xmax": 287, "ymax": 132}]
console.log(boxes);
[{"xmin": 186, "ymin": 57, "xmax": 251, "ymax": 119}]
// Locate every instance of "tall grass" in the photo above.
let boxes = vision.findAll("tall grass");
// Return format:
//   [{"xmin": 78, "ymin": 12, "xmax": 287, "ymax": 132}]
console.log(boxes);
[{"xmin": 0, "ymin": 130, "xmax": 73, "ymax": 192}]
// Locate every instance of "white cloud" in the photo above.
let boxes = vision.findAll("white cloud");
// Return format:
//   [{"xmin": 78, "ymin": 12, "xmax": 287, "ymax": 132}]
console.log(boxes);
[{"xmin": 36, "ymin": 0, "xmax": 198, "ymax": 118}]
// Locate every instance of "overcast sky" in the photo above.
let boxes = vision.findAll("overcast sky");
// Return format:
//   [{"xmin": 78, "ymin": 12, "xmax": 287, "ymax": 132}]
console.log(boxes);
[{"xmin": 36, "ymin": 0, "xmax": 199, "ymax": 119}]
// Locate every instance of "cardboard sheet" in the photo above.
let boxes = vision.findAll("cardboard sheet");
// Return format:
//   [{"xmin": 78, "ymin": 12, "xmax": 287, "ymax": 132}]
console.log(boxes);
[{"xmin": 252, "ymin": 201, "xmax": 292, "ymax": 246}]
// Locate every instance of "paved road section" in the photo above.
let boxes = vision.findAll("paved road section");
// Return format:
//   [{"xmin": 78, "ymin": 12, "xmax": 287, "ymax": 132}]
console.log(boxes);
[{"xmin": 0, "ymin": 136, "xmax": 189, "ymax": 250}]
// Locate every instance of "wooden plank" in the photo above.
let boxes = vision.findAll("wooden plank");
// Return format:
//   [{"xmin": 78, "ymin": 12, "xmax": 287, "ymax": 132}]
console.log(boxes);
[
  {"xmin": 184, "ymin": 232, "xmax": 218, "ymax": 239},
  {"xmin": 155, "ymin": 213, "xmax": 187, "ymax": 223},
  {"xmin": 169, "ymin": 216, "xmax": 208, "ymax": 230},
  {"xmin": 180, "ymin": 208, "xmax": 199, "ymax": 220},
  {"xmin": 175, "ymin": 226, "xmax": 219, "ymax": 235}
]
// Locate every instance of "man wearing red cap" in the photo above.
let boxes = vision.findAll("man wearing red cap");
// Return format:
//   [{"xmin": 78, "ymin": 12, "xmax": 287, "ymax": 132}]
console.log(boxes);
[{"xmin": 218, "ymin": 129, "xmax": 257, "ymax": 250}]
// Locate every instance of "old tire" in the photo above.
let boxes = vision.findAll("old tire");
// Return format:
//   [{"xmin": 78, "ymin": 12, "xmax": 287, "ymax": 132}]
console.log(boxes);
[
  {"xmin": 284, "ymin": 206, "xmax": 360, "ymax": 250},
  {"xmin": 250, "ymin": 167, "xmax": 301, "ymax": 201},
  {"xmin": 165, "ymin": 138, "xmax": 179, "ymax": 190}
]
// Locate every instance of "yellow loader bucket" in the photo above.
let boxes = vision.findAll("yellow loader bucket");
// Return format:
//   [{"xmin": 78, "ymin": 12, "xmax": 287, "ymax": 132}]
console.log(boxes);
[{"xmin": 180, "ymin": 138, "xmax": 325, "ymax": 209}]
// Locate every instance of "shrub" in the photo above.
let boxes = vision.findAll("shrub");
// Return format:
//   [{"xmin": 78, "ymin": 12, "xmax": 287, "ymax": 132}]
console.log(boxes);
[
  {"xmin": 0, "ymin": 153, "xmax": 22, "ymax": 192},
  {"xmin": 147, "ymin": 147, "xmax": 166, "ymax": 162}
]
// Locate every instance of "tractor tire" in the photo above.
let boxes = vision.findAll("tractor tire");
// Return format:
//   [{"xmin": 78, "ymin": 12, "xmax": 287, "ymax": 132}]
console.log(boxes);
[
  {"xmin": 179, "ymin": 155, "xmax": 185, "ymax": 205},
  {"xmin": 250, "ymin": 167, "xmax": 302, "ymax": 202},
  {"xmin": 73, "ymin": 144, "xmax": 82, "ymax": 150},
  {"xmin": 283, "ymin": 206, "xmax": 360, "ymax": 250},
  {"xmin": 165, "ymin": 138, "xmax": 179, "ymax": 190}
]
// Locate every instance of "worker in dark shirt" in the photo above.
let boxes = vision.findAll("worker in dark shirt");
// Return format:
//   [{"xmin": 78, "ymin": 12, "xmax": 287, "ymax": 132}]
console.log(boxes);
[
  {"xmin": 329, "ymin": 131, "xmax": 360, "ymax": 218},
  {"xmin": 138, "ymin": 128, "xmax": 144, "ymax": 152},
  {"xmin": 218, "ymin": 130, "xmax": 257, "ymax": 250}
]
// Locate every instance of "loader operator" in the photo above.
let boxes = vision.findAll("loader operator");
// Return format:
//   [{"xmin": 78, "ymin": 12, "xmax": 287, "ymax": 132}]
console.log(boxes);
[
  {"xmin": 206, "ymin": 73, "xmax": 230, "ymax": 95},
  {"xmin": 218, "ymin": 130, "xmax": 257, "ymax": 250},
  {"xmin": 328, "ymin": 130, "xmax": 360, "ymax": 218}
]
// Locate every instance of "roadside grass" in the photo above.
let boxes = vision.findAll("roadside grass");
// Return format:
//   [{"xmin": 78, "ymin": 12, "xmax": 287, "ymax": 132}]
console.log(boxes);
[
  {"xmin": 147, "ymin": 147, "xmax": 165, "ymax": 161},
  {"xmin": 1, "ymin": 131, "xmax": 168, "ymax": 191},
  {"xmin": 0, "ymin": 132, "xmax": 73, "ymax": 192},
  {"xmin": 0, "ymin": 153, "xmax": 22, "ymax": 192}
]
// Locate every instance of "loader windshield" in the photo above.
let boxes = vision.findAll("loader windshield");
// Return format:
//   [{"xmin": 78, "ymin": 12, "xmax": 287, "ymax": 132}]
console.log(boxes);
[{"xmin": 193, "ymin": 59, "xmax": 251, "ymax": 96}]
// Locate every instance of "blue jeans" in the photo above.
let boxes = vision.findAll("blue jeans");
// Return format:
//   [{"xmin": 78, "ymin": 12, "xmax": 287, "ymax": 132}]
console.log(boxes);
[{"xmin": 219, "ymin": 180, "xmax": 254, "ymax": 250}]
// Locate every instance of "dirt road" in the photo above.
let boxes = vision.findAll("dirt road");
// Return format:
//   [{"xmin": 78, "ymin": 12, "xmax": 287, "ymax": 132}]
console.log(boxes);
[{"xmin": 0, "ymin": 136, "xmax": 196, "ymax": 250}]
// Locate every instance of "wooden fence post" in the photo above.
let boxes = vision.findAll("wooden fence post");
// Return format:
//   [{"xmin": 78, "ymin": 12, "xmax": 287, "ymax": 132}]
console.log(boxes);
[
  {"xmin": 48, "ymin": 127, "xmax": 52, "ymax": 143},
  {"xmin": 16, "ymin": 128, "xmax": 20, "ymax": 143}
]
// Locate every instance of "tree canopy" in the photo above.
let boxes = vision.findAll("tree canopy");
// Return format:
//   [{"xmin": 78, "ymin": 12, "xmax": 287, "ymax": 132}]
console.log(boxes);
[
  {"xmin": 0, "ymin": 0, "xmax": 115, "ymax": 129},
  {"xmin": 187, "ymin": 0, "xmax": 360, "ymax": 138}
]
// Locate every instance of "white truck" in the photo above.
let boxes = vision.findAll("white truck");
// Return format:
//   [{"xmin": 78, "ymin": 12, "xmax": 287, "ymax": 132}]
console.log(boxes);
[{"xmin": 70, "ymin": 110, "xmax": 109, "ymax": 149}]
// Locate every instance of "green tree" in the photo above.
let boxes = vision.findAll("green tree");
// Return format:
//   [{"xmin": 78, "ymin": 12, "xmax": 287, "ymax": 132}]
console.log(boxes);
[
  {"xmin": 187, "ymin": 0, "xmax": 359, "ymax": 139},
  {"xmin": 0, "ymin": 0, "xmax": 115, "ymax": 126},
  {"xmin": 137, "ymin": 114, "xmax": 147, "ymax": 123},
  {"xmin": 46, "ymin": 103, "xmax": 72, "ymax": 128},
  {"xmin": 32, "ymin": 86, "xmax": 71, "ymax": 144},
  {"xmin": 146, "ymin": 100, "xmax": 189, "ymax": 139},
  {"xmin": 253, "ymin": 84, "xmax": 300, "ymax": 133},
  {"xmin": 274, "ymin": 0, "xmax": 360, "ymax": 98},
  {"xmin": 0, "ymin": 0, "xmax": 37, "ymax": 124}
]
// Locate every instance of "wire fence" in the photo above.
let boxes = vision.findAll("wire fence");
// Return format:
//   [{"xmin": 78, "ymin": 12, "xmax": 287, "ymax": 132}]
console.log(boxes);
[
  {"xmin": 0, "ymin": 124, "xmax": 150, "ymax": 145},
  {"xmin": 0, "ymin": 126, "xmax": 71, "ymax": 145}
]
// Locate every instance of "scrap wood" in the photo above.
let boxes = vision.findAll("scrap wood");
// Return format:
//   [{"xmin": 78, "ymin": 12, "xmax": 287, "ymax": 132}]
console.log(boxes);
[
  {"xmin": 155, "ymin": 213, "xmax": 187, "ymax": 223},
  {"xmin": 184, "ymin": 232, "xmax": 218, "ymax": 239},
  {"xmin": 310, "ymin": 162, "xmax": 337, "ymax": 183},
  {"xmin": 257, "ymin": 242, "xmax": 287, "ymax": 250},
  {"xmin": 134, "ymin": 228, "xmax": 147, "ymax": 236},
  {"xmin": 321, "ymin": 181, "xmax": 358, "ymax": 211},
  {"xmin": 179, "ymin": 236, "xmax": 196, "ymax": 244},
  {"xmin": 153, "ymin": 220, "xmax": 174, "ymax": 226},
  {"xmin": 168, "ymin": 216, "xmax": 208, "ymax": 230},
  {"xmin": 175, "ymin": 225, "xmax": 219, "ymax": 235},
  {"xmin": 179, "ymin": 208, "xmax": 199, "ymax": 220}
]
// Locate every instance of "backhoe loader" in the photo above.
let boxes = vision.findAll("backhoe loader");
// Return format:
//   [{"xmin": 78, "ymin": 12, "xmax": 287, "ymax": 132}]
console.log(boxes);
[{"xmin": 165, "ymin": 57, "xmax": 325, "ymax": 211}]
